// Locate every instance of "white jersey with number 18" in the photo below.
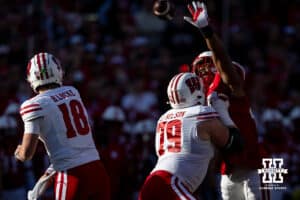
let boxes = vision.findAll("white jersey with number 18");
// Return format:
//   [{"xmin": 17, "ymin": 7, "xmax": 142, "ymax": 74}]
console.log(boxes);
[
  {"xmin": 152, "ymin": 105, "xmax": 219, "ymax": 192},
  {"xmin": 20, "ymin": 86, "xmax": 99, "ymax": 171}
]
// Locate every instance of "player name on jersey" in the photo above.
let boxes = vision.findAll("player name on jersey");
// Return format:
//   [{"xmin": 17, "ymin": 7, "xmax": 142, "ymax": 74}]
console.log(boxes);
[
  {"xmin": 51, "ymin": 89, "xmax": 76, "ymax": 102},
  {"xmin": 165, "ymin": 111, "xmax": 186, "ymax": 119}
]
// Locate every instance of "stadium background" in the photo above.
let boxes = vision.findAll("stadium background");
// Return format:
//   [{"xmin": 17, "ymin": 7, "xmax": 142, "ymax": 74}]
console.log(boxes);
[{"xmin": 0, "ymin": 0, "xmax": 299, "ymax": 199}]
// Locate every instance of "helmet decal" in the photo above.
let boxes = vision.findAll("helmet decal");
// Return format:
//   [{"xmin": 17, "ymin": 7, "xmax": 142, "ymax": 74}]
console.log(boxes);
[
  {"xmin": 34, "ymin": 53, "xmax": 50, "ymax": 80},
  {"xmin": 185, "ymin": 76, "xmax": 201, "ymax": 94}
]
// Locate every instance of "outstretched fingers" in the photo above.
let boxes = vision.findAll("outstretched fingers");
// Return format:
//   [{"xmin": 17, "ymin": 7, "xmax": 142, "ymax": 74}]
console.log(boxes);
[{"xmin": 187, "ymin": 4, "xmax": 194, "ymax": 15}]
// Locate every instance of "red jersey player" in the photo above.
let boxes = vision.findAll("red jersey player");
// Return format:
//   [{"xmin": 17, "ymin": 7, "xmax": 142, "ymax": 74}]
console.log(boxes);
[{"xmin": 184, "ymin": 1, "xmax": 269, "ymax": 200}]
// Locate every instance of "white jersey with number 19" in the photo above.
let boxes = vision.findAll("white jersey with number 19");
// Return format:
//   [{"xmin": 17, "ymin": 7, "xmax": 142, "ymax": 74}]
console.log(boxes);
[
  {"xmin": 152, "ymin": 105, "xmax": 218, "ymax": 192},
  {"xmin": 20, "ymin": 86, "xmax": 99, "ymax": 171}
]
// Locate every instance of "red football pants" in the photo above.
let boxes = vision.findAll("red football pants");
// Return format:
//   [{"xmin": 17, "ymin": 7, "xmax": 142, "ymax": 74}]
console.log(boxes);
[
  {"xmin": 139, "ymin": 170, "xmax": 199, "ymax": 200},
  {"xmin": 54, "ymin": 160, "xmax": 110, "ymax": 200}
]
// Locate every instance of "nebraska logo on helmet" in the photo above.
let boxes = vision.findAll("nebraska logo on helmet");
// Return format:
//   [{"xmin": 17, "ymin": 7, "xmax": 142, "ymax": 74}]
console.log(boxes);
[
  {"xmin": 167, "ymin": 72, "xmax": 205, "ymax": 109},
  {"xmin": 27, "ymin": 52, "xmax": 63, "ymax": 92}
]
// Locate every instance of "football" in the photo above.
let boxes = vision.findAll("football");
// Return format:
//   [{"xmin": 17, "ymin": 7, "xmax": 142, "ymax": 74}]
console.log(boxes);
[{"xmin": 153, "ymin": 0, "xmax": 175, "ymax": 20}]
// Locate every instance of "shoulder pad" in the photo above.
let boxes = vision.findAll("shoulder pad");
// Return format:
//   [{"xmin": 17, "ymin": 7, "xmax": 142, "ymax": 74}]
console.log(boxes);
[
  {"xmin": 65, "ymin": 86, "xmax": 79, "ymax": 95},
  {"xmin": 186, "ymin": 105, "xmax": 219, "ymax": 121}
]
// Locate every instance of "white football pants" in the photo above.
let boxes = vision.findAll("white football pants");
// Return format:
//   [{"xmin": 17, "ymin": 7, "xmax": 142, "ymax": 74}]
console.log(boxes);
[{"xmin": 221, "ymin": 169, "xmax": 270, "ymax": 200}]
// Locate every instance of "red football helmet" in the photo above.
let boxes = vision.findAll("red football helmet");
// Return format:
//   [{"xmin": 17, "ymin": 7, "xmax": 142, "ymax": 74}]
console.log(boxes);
[
  {"xmin": 192, "ymin": 51, "xmax": 217, "ymax": 91},
  {"xmin": 192, "ymin": 51, "xmax": 246, "ymax": 92}
]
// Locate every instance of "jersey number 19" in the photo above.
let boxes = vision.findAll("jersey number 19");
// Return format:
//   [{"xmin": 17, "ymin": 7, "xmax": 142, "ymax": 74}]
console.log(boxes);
[{"xmin": 157, "ymin": 119, "xmax": 182, "ymax": 156}]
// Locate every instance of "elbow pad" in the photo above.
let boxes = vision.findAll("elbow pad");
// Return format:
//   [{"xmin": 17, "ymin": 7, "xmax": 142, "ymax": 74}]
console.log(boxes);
[{"xmin": 222, "ymin": 127, "xmax": 244, "ymax": 153}]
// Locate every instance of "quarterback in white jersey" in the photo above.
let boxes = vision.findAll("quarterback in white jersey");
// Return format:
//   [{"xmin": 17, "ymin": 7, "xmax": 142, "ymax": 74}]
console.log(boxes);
[
  {"xmin": 20, "ymin": 86, "xmax": 98, "ymax": 170},
  {"xmin": 139, "ymin": 72, "xmax": 244, "ymax": 200},
  {"xmin": 14, "ymin": 52, "xmax": 110, "ymax": 200}
]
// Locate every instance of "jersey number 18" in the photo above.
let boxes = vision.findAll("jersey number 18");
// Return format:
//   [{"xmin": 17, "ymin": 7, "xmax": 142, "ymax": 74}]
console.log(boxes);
[{"xmin": 58, "ymin": 99, "xmax": 90, "ymax": 138}]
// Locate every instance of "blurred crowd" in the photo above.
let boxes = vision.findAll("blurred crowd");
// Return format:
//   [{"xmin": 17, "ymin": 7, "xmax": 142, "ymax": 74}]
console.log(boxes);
[{"xmin": 0, "ymin": 0, "xmax": 300, "ymax": 199}]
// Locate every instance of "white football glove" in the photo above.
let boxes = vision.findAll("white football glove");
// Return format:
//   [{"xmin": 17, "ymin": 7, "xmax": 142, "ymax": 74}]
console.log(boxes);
[
  {"xmin": 27, "ymin": 168, "xmax": 56, "ymax": 200},
  {"xmin": 208, "ymin": 92, "xmax": 236, "ymax": 127},
  {"xmin": 184, "ymin": 1, "xmax": 209, "ymax": 29}
]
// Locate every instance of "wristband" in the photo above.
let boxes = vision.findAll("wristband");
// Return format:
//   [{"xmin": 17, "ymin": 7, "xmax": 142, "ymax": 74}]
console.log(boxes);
[{"xmin": 200, "ymin": 25, "xmax": 214, "ymax": 38}]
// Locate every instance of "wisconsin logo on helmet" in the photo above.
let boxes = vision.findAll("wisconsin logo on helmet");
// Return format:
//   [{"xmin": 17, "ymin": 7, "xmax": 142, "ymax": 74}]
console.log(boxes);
[
  {"xmin": 27, "ymin": 52, "xmax": 63, "ymax": 92},
  {"xmin": 185, "ymin": 76, "xmax": 201, "ymax": 94},
  {"xmin": 167, "ymin": 72, "xmax": 205, "ymax": 109}
]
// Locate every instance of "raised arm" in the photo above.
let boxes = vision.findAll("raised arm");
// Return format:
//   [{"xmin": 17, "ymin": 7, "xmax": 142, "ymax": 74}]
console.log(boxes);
[
  {"xmin": 205, "ymin": 35, "xmax": 244, "ymax": 95},
  {"xmin": 184, "ymin": 1, "xmax": 244, "ymax": 96}
]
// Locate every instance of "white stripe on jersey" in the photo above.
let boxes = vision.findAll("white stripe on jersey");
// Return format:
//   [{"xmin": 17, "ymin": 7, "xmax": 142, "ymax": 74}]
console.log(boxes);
[
  {"xmin": 61, "ymin": 171, "xmax": 67, "ymax": 200},
  {"xmin": 196, "ymin": 112, "xmax": 219, "ymax": 121},
  {"xmin": 178, "ymin": 180, "xmax": 196, "ymax": 200},
  {"xmin": 20, "ymin": 103, "xmax": 42, "ymax": 116},
  {"xmin": 56, "ymin": 171, "xmax": 68, "ymax": 200},
  {"xmin": 55, "ymin": 172, "xmax": 62, "ymax": 200},
  {"xmin": 171, "ymin": 176, "xmax": 196, "ymax": 200}
]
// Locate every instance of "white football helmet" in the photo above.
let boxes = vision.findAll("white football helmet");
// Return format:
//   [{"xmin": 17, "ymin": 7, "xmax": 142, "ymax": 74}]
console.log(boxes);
[
  {"xmin": 167, "ymin": 72, "xmax": 205, "ymax": 109},
  {"xmin": 27, "ymin": 52, "xmax": 63, "ymax": 92},
  {"xmin": 102, "ymin": 106, "xmax": 125, "ymax": 122}
]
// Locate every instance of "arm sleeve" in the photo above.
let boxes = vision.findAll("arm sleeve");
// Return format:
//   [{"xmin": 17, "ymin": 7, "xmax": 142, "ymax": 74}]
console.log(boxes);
[
  {"xmin": 221, "ymin": 127, "xmax": 244, "ymax": 153},
  {"xmin": 24, "ymin": 118, "xmax": 42, "ymax": 134}
]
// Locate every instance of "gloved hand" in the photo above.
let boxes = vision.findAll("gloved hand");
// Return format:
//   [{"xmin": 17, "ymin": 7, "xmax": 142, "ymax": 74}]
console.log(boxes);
[
  {"xmin": 184, "ymin": 1, "xmax": 213, "ymax": 38},
  {"xmin": 184, "ymin": 1, "xmax": 209, "ymax": 29},
  {"xmin": 27, "ymin": 169, "xmax": 56, "ymax": 200}
]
